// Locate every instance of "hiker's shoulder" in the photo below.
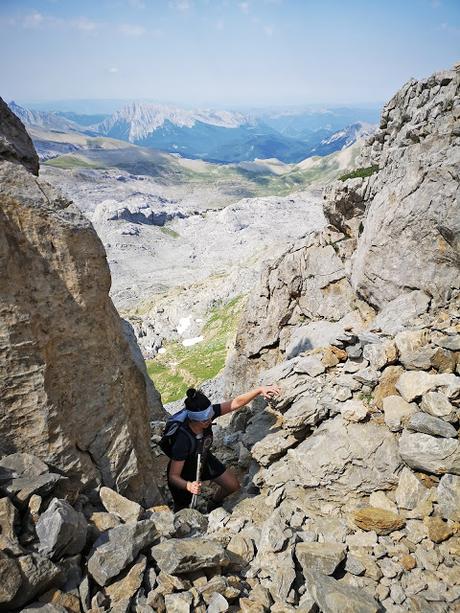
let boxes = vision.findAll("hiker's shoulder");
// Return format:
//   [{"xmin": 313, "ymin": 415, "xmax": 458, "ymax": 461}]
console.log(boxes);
[{"xmin": 212, "ymin": 403, "xmax": 222, "ymax": 418}]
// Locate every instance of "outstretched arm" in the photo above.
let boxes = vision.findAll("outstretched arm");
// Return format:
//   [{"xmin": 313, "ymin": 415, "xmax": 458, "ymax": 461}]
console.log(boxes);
[{"xmin": 220, "ymin": 384, "xmax": 281, "ymax": 416}]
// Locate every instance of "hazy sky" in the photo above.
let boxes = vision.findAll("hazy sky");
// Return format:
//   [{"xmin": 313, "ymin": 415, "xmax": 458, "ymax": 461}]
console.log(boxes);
[{"xmin": 1, "ymin": 0, "xmax": 459, "ymax": 107}]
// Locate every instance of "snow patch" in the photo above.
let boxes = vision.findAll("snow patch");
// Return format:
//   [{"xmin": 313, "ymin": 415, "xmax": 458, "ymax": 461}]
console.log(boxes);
[{"xmin": 182, "ymin": 336, "xmax": 204, "ymax": 347}]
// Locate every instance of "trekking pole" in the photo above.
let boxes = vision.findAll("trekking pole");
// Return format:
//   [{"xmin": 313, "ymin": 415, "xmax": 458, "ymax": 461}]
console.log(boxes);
[{"xmin": 190, "ymin": 439, "xmax": 203, "ymax": 509}]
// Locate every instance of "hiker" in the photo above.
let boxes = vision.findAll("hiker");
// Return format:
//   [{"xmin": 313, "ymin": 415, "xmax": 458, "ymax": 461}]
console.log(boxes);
[{"xmin": 167, "ymin": 384, "xmax": 281, "ymax": 512}]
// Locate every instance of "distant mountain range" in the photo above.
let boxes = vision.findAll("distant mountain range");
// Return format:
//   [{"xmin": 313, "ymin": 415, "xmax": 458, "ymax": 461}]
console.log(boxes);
[{"xmin": 9, "ymin": 100, "xmax": 378, "ymax": 163}]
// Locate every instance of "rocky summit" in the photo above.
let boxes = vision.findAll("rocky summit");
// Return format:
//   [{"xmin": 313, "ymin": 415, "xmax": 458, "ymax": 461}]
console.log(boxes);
[{"xmin": 0, "ymin": 66, "xmax": 459, "ymax": 612}]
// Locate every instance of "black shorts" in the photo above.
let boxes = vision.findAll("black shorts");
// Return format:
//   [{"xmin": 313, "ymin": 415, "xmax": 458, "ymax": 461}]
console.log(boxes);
[{"xmin": 167, "ymin": 452, "xmax": 226, "ymax": 511}]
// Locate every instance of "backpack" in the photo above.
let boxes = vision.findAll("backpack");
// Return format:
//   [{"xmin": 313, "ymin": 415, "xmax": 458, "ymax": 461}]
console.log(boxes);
[{"xmin": 158, "ymin": 408, "xmax": 197, "ymax": 459}]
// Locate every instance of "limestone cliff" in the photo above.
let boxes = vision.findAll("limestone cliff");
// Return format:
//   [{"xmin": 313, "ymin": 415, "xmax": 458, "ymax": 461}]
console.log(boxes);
[
  {"xmin": 0, "ymin": 98, "xmax": 164, "ymax": 506},
  {"xmin": 225, "ymin": 66, "xmax": 460, "ymax": 394}
]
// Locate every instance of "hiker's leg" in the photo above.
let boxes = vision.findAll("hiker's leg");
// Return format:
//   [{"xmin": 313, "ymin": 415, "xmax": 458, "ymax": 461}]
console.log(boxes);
[
  {"xmin": 167, "ymin": 479, "xmax": 192, "ymax": 511},
  {"xmin": 212, "ymin": 469, "xmax": 240, "ymax": 502}
]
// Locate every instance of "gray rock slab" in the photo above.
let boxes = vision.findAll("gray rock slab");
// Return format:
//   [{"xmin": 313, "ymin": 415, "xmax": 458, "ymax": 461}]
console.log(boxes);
[
  {"xmin": 87, "ymin": 519, "xmax": 158, "ymax": 586},
  {"xmin": 0, "ymin": 453, "xmax": 49, "ymax": 478},
  {"xmin": 408, "ymin": 412, "xmax": 457, "ymax": 438},
  {"xmin": 437, "ymin": 474, "xmax": 460, "ymax": 521},
  {"xmin": 399, "ymin": 430, "xmax": 460, "ymax": 475},
  {"xmin": 296, "ymin": 542, "xmax": 346, "ymax": 576},
  {"xmin": 151, "ymin": 538, "xmax": 228, "ymax": 574},
  {"xmin": 304, "ymin": 569, "xmax": 381, "ymax": 613},
  {"xmin": 36, "ymin": 498, "xmax": 87, "ymax": 559}
]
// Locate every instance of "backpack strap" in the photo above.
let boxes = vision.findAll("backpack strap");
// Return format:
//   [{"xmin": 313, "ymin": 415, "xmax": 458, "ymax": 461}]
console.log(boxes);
[{"xmin": 177, "ymin": 423, "xmax": 198, "ymax": 457}]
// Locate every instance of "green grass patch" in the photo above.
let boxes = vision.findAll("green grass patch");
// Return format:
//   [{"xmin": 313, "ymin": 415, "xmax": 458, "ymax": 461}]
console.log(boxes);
[
  {"xmin": 45, "ymin": 155, "xmax": 101, "ymax": 169},
  {"xmin": 159, "ymin": 226, "xmax": 180, "ymax": 238},
  {"xmin": 338, "ymin": 165, "xmax": 379, "ymax": 182},
  {"xmin": 146, "ymin": 296, "xmax": 244, "ymax": 404}
]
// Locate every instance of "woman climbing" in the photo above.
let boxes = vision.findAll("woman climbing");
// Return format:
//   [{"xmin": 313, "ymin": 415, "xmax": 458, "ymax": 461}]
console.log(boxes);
[{"xmin": 167, "ymin": 384, "xmax": 281, "ymax": 512}]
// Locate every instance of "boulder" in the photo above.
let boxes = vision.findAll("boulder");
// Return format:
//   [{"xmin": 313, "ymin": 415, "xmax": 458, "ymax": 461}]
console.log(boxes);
[
  {"xmin": 437, "ymin": 474, "xmax": 460, "ymax": 521},
  {"xmin": 382, "ymin": 395, "xmax": 417, "ymax": 431},
  {"xmin": 431, "ymin": 347, "xmax": 457, "ymax": 373},
  {"xmin": 362, "ymin": 339, "xmax": 398, "ymax": 370},
  {"xmin": 0, "ymin": 145, "xmax": 163, "ymax": 504},
  {"xmin": 399, "ymin": 430, "xmax": 460, "ymax": 475},
  {"xmin": 36, "ymin": 498, "xmax": 87, "ymax": 559},
  {"xmin": 368, "ymin": 491, "xmax": 398, "ymax": 514},
  {"xmin": 396, "ymin": 372, "xmax": 460, "ymax": 402},
  {"xmin": 371, "ymin": 292, "xmax": 431, "ymax": 335},
  {"xmin": 304, "ymin": 569, "xmax": 381, "ymax": 613},
  {"xmin": 420, "ymin": 392, "xmax": 457, "ymax": 422},
  {"xmin": 408, "ymin": 412, "xmax": 458, "ymax": 438},
  {"xmin": 87, "ymin": 520, "xmax": 157, "ymax": 586},
  {"xmin": 151, "ymin": 538, "xmax": 228, "ymax": 574},
  {"xmin": 395, "ymin": 330, "xmax": 429, "ymax": 356},
  {"xmin": 294, "ymin": 356, "xmax": 325, "ymax": 377},
  {"xmin": 99, "ymin": 487, "xmax": 142, "ymax": 523},
  {"xmin": 256, "ymin": 416, "xmax": 401, "ymax": 503},
  {"xmin": 4, "ymin": 553, "xmax": 61, "ymax": 610},
  {"xmin": 173, "ymin": 509, "xmax": 208, "ymax": 538},
  {"xmin": 251, "ymin": 432, "xmax": 298, "ymax": 467},
  {"xmin": 395, "ymin": 467, "xmax": 428, "ymax": 510},
  {"xmin": 296, "ymin": 542, "xmax": 346, "ymax": 576},
  {"xmin": 163, "ymin": 591, "xmax": 193, "ymax": 612},
  {"xmin": 352, "ymin": 507, "xmax": 405, "ymax": 535},
  {"xmin": 105, "ymin": 554, "xmax": 146, "ymax": 604},
  {"xmin": 0, "ymin": 551, "xmax": 21, "ymax": 605},
  {"xmin": 340, "ymin": 399, "xmax": 368, "ymax": 422},
  {"xmin": 0, "ymin": 97, "xmax": 39, "ymax": 174},
  {"xmin": 282, "ymin": 397, "xmax": 328, "ymax": 432}
]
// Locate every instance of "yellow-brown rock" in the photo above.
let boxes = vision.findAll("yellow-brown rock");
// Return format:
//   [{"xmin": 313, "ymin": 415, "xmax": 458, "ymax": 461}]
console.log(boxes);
[
  {"xmin": 423, "ymin": 516, "xmax": 455, "ymax": 543},
  {"xmin": 353, "ymin": 507, "xmax": 405, "ymax": 535},
  {"xmin": 373, "ymin": 366, "xmax": 404, "ymax": 409},
  {"xmin": 0, "ymin": 100, "xmax": 164, "ymax": 505},
  {"xmin": 39, "ymin": 588, "xmax": 81, "ymax": 613},
  {"xmin": 400, "ymin": 554, "xmax": 417, "ymax": 571},
  {"xmin": 106, "ymin": 554, "xmax": 147, "ymax": 603}
]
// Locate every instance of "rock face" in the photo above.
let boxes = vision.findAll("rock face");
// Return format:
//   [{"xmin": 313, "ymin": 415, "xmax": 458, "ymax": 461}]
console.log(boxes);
[
  {"xmin": 0, "ymin": 97, "xmax": 39, "ymax": 175},
  {"xmin": 350, "ymin": 68, "xmax": 460, "ymax": 308},
  {"xmin": 0, "ymin": 98, "xmax": 163, "ymax": 504},
  {"xmin": 225, "ymin": 66, "xmax": 459, "ymax": 393}
]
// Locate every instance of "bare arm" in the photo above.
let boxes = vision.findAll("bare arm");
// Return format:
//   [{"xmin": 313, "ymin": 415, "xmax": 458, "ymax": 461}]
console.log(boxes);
[
  {"xmin": 168, "ymin": 460, "xmax": 201, "ymax": 494},
  {"xmin": 220, "ymin": 384, "xmax": 281, "ymax": 416}
]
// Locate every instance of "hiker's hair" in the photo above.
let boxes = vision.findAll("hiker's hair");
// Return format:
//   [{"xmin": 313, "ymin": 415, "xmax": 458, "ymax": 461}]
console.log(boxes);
[{"xmin": 185, "ymin": 388, "xmax": 211, "ymax": 412}]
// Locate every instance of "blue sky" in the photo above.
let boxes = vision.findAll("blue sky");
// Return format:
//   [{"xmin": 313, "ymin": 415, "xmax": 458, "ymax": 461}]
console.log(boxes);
[{"xmin": 1, "ymin": 0, "xmax": 459, "ymax": 108}]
